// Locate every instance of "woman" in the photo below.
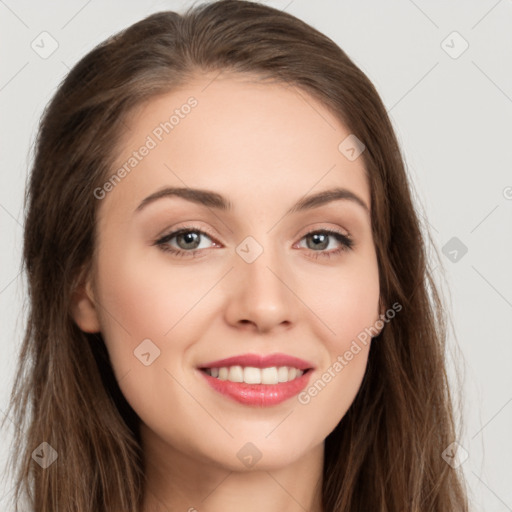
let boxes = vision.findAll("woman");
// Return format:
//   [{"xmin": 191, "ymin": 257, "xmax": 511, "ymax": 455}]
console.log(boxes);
[{"xmin": 4, "ymin": 0, "xmax": 468, "ymax": 510}]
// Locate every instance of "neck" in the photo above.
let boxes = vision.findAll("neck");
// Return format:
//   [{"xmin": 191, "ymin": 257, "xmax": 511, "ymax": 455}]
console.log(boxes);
[{"xmin": 140, "ymin": 424, "xmax": 324, "ymax": 512}]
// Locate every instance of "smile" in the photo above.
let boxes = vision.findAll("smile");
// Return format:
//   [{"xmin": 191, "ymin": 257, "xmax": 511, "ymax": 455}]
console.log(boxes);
[
  {"xmin": 197, "ymin": 353, "xmax": 314, "ymax": 407},
  {"xmin": 202, "ymin": 365, "xmax": 305, "ymax": 384}
]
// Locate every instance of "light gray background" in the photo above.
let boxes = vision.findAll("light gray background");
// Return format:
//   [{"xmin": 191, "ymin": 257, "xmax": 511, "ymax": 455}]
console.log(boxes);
[{"xmin": 1, "ymin": 1, "xmax": 511, "ymax": 510}]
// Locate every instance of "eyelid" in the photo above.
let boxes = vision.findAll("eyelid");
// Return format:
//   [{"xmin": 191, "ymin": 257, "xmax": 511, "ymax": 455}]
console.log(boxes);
[
  {"xmin": 154, "ymin": 223, "xmax": 355, "ymax": 263},
  {"xmin": 294, "ymin": 223, "xmax": 352, "ymax": 240},
  {"xmin": 155, "ymin": 222, "xmax": 351, "ymax": 247},
  {"xmin": 155, "ymin": 223, "xmax": 220, "ymax": 244},
  {"xmin": 293, "ymin": 227, "xmax": 354, "ymax": 254}
]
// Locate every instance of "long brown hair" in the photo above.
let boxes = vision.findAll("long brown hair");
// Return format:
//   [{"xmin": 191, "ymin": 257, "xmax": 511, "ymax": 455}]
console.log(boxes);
[{"xmin": 3, "ymin": 1, "xmax": 468, "ymax": 510}]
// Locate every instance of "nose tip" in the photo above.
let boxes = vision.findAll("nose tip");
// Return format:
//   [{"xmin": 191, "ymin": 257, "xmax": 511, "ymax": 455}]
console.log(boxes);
[
  {"xmin": 237, "ymin": 315, "xmax": 291, "ymax": 333},
  {"xmin": 223, "ymin": 248, "xmax": 296, "ymax": 333}
]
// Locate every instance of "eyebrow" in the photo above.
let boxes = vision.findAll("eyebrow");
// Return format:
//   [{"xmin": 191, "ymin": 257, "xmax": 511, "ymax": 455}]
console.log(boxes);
[{"xmin": 134, "ymin": 186, "xmax": 369, "ymax": 215}]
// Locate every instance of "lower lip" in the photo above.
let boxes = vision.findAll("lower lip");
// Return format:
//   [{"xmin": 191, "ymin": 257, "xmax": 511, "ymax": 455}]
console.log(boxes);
[{"xmin": 198, "ymin": 369, "xmax": 313, "ymax": 407}]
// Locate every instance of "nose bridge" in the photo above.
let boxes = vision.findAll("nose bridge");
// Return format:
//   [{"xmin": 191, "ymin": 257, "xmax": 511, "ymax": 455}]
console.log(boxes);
[
  {"xmin": 225, "ymin": 234, "xmax": 296, "ymax": 331},
  {"xmin": 241, "ymin": 241, "xmax": 284, "ymax": 294}
]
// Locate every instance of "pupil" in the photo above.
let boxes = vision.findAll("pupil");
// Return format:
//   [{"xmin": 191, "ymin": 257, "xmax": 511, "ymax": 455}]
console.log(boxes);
[
  {"xmin": 310, "ymin": 233, "xmax": 328, "ymax": 250},
  {"xmin": 179, "ymin": 232, "xmax": 200, "ymax": 249}
]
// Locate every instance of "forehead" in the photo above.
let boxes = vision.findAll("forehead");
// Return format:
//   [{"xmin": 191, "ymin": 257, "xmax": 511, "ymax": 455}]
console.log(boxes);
[{"xmin": 101, "ymin": 73, "xmax": 370, "ymax": 219}]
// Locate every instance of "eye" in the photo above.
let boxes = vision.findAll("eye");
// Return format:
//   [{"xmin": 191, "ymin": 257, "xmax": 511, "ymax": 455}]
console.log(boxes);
[
  {"xmin": 154, "ymin": 226, "xmax": 354, "ymax": 259},
  {"xmin": 296, "ymin": 229, "xmax": 354, "ymax": 260},
  {"xmin": 154, "ymin": 226, "xmax": 218, "ymax": 258}
]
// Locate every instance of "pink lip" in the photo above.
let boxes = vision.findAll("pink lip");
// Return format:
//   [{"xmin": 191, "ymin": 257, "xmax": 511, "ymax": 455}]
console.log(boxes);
[
  {"xmin": 198, "ymin": 369, "xmax": 313, "ymax": 407},
  {"xmin": 198, "ymin": 353, "xmax": 314, "ymax": 371},
  {"xmin": 197, "ymin": 352, "xmax": 315, "ymax": 407}
]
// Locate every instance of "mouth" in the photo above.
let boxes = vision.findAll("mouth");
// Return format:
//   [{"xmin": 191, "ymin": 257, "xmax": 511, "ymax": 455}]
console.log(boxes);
[
  {"xmin": 197, "ymin": 353, "xmax": 314, "ymax": 407},
  {"xmin": 200, "ymin": 365, "xmax": 311, "ymax": 384}
]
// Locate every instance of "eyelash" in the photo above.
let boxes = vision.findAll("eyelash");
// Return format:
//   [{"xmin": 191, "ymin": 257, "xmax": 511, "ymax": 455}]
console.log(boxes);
[{"xmin": 154, "ymin": 225, "xmax": 354, "ymax": 260}]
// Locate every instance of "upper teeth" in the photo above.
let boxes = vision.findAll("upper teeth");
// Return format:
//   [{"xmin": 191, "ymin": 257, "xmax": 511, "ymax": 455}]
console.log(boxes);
[{"xmin": 204, "ymin": 366, "xmax": 304, "ymax": 384}]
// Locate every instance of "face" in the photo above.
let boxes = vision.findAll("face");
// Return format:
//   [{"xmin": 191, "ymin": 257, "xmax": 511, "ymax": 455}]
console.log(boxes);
[{"xmin": 74, "ymin": 73, "xmax": 381, "ymax": 472}]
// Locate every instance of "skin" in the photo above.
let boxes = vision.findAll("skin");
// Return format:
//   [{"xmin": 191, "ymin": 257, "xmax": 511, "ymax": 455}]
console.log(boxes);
[{"xmin": 72, "ymin": 72, "xmax": 382, "ymax": 512}]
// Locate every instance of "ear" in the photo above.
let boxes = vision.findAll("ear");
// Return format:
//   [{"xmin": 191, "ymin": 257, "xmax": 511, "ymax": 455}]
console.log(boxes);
[{"xmin": 70, "ymin": 273, "xmax": 101, "ymax": 333}]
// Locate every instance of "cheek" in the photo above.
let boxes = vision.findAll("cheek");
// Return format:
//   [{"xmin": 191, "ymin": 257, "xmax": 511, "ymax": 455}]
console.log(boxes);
[
  {"xmin": 94, "ymin": 246, "xmax": 203, "ymax": 343},
  {"xmin": 92, "ymin": 249, "xmax": 179, "ymax": 379},
  {"xmin": 296, "ymin": 255, "xmax": 378, "ymax": 423},
  {"xmin": 295, "ymin": 270, "xmax": 377, "ymax": 433},
  {"xmin": 92, "ymin": 251, "xmax": 204, "ymax": 433},
  {"xmin": 296, "ymin": 343, "xmax": 370, "ymax": 450},
  {"xmin": 304, "ymin": 253, "xmax": 380, "ymax": 346}
]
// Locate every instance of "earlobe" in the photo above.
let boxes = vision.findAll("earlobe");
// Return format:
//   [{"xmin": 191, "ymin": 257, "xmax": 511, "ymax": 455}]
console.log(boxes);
[{"xmin": 70, "ymin": 278, "xmax": 101, "ymax": 333}]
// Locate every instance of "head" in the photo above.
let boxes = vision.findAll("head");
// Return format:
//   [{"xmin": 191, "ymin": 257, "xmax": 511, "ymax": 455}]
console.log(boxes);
[{"xmin": 6, "ymin": 1, "xmax": 467, "ymax": 511}]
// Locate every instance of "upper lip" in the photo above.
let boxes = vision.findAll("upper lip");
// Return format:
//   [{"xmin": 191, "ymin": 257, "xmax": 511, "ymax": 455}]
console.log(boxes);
[{"xmin": 198, "ymin": 353, "xmax": 315, "ymax": 371}]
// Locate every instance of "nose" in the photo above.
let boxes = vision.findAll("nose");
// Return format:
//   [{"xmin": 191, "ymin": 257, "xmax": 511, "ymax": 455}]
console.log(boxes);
[{"xmin": 223, "ymin": 244, "xmax": 298, "ymax": 333}]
